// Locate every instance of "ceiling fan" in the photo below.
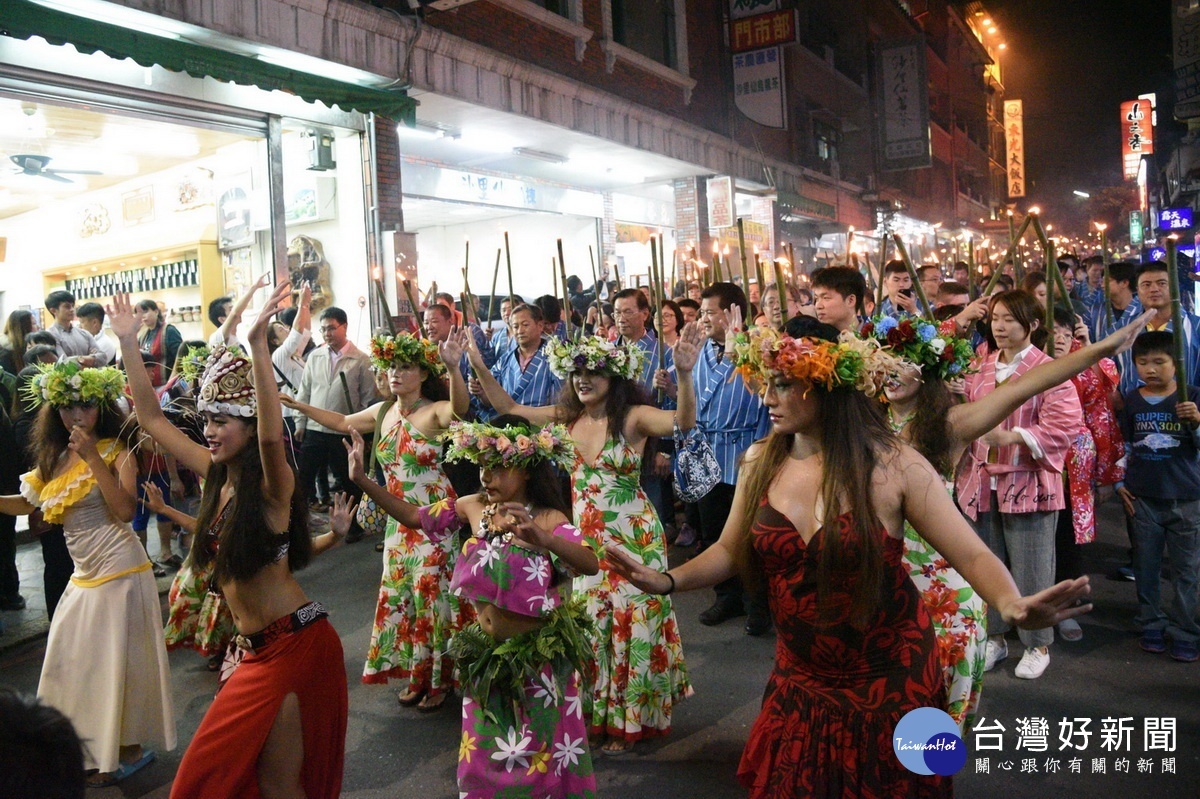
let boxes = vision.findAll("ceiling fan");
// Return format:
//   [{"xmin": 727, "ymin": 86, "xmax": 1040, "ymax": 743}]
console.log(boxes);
[{"xmin": 9, "ymin": 154, "xmax": 101, "ymax": 184}]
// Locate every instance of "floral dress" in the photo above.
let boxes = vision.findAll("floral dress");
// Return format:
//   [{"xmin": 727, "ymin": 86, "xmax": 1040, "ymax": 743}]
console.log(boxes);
[
  {"xmin": 902, "ymin": 486, "xmax": 987, "ymax": 733},
  {"xmin": 1065, "ymin": 353, "xmax": 1125, "ymax": 544},
  {"xmin": 163, "ymin": 503, "xmax": 235, "ymax": 657},
  {"xmin": 363, "ymin": 412, "xmax": 473, "ymax": 690},
  {"xmin": 571, "ymin": 435, "xmax": 691, "ymax": 743}
]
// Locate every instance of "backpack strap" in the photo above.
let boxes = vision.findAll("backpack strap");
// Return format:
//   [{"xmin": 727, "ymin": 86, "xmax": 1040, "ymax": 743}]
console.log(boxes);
[{"xmin": 366, "ymin": 400, "xmax": 395, "ymax": 476}]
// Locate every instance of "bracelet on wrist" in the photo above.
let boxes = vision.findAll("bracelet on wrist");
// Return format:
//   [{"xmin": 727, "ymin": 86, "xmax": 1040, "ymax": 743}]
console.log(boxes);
[{"xmin": 661, "ymin": 570, "xmax": 676, "ymax": 595}]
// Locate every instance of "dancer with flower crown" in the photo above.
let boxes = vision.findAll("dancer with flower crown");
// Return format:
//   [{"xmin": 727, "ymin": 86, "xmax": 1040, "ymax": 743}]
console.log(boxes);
[
  {"xmin": 860, "ymin": 308, "xmax": 1151, "ymax": 729},
  {"xmin": 466, "ymin": 325, "xmax": 702, "ymax": 754},
  {"xmin": 283, "ymin": 329, "xmax": 472, "ymax": 711},
  {"xmin": 345, "ymin": 415, "xmax": 600, "ymax": 798},
  {"xmin": 107, "ymin": 285, "xmax": 348, "ymax": 798},
  {"xmin": 605, "ymin": 319, "xmax": 1093, "ymax": 797},
  {"xmin": 0, "ymin": 361, "xmax": 174, "ymax": 787}
]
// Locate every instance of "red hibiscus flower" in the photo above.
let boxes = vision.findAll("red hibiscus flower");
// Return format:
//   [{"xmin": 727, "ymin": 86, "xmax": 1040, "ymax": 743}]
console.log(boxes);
[{"xmin": 650, "ymin": 645, "xmax": 669, "ymax": 674}]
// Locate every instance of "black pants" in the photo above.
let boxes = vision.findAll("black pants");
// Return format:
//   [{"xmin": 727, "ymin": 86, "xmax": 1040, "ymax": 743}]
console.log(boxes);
[
  {"xmin": 689, "ymin": 482, "xmax": 767, "ymax": 619},
  {"xmin": 0, "ymin": 511, "xmax": 17, "ymax": 601},
  {"xmin": 299, "ymin": 430, "xmax": 362, "ymax": 535},
  {"xmin": 1055, "ymin": 494, "xmax": 1087, "ymax": 582},
  {"xmin": 40, "ymin": 526, "xmax": 72, "ymax": 620}
]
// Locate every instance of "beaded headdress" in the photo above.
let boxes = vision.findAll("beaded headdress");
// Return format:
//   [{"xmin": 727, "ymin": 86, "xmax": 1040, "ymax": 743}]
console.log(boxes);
[
  {"xmin": 196, "ymin": 345, "xmax": 256, "ymax": 417},
  {"xmin": 731, "ymin": 327, "xmax": 901, "ymax": 398},
  {"xmin": 443, "ymin": 420, "xmax": 576, "ymax": 471},
  {"xmin": 858, "ymin": 314, "xmax": 976, "ymax": 381},
  {"xmin": 546, "ymin": 335, "xmax": 645, "ymax": 381},
  {"xmin": 369, "ymin": 333, "xmax": 446, "ymax": 377},
  {"xmin": 25, "ymin": 361, "xmax": 126, "ymax": 408}
]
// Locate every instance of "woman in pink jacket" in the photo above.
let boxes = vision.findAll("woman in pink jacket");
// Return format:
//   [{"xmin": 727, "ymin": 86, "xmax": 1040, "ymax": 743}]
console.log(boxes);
[{"xmin": 957, "ymin": 289, "xmax": 1083, "ymax": 681}]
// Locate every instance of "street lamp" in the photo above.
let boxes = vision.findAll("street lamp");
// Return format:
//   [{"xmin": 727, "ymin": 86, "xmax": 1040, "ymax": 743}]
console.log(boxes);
[{"xmin": 1073, "ymin": 190, "xmax": 1090, "ymax": 199}]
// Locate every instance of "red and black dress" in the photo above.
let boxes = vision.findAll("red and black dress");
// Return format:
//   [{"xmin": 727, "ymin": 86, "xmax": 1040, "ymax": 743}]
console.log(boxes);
[{"xmin": 737, "ymin": 500, "xmax": 953, "ymax": 799}]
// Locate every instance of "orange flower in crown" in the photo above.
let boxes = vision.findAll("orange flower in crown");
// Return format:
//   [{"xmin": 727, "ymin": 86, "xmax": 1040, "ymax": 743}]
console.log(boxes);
[
  {"xmin": 731, "ymin": 327, "xmax": 901, "ymax": 398},
  {"xmin": 370, "ymin": 333, "xmax": 446, "ymax": 377}
]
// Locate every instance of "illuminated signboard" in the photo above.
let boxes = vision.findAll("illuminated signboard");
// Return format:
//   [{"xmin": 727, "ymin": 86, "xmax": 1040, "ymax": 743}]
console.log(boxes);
[
  {"xmin": 1121, "ymin": 98, "xmax": 1155, "ymax": 181},
  {"xmin": 729, "ymin": 9, "xmax": 796, "ymax": 53},
  {"xmin": 1004, "ymin": 100, "xmax": 1025, "ymax": 198},
  {"xmin": 1130, "ymin": 210, "xmax": 1144, "ymax": 246},
  {"xmin": 1159, "ymin": 207, "xmax": 1194, "ymax": 230}
]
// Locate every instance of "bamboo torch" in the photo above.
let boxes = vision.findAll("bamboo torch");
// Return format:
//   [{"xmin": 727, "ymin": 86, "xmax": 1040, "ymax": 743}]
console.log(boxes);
[
  {"xmin": 402, "ymin": 279, "xmax": 426, "ymax": 337},
  {"xmin": 504, "ymin": 231, "xmax": 516, "ymax": 311},
  {"xmin": 737, "ymin": 218, "xmax": 750, "ymax": 293},
  {"xmin": 487, "ymin": 248, "xmax": 501, "ymax": 329},
  {"xmin": 966, "ymin": 235, "xmax": 976, "ymax": 300},
  {"xmin": 649, "ymin": 238, "xmax": 666, "ymax": 404},
  {"xmin": 1098, "ymin": 223, "xmax": 1112, "ymax": 326},
  {"xmin": 875, "ymin": 234, "xmax": 890, "ymax": 310},
  {"xmin": 589, "ymin": 245, "xmax": 603, "ymax": 333},
  {"xmin": 891, "ymin": 234, "xmax": 935, "ymax": 322},
  {"xmin": 984, "ymin": 214, "xmax": 1034, "ymax": 295},
  {"xmin": 774, "ymin": 257, "xmax": 789, "ymax": 330},
  {"xmin": 1168, "ymin": 236, "xmax": 1191, "ymax": 406},
  {"xmin": 557, "ymin": 238, "xmax": 571, "ymax": 340}
]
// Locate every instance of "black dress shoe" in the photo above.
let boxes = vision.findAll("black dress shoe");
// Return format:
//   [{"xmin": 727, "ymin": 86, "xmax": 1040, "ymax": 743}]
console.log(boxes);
[
  {"xmin": 744, "ymin": 614, "xmax": 772, "ymax": 637},
  {"xmin": 698, "ymin": 601, "xmax": 746, "ymax": 626},
  {"xmin": 0, "ymin": 594, "xmax": 27, "ymax": 611}
]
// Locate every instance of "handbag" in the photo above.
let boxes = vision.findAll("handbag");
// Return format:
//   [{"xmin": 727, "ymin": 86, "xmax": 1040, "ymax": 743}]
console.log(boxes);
[
  {"xmin": 354, "ymin": 400, "xmax": 395, "ymax": 538},
  {"xmin": 672, "ymin": 422, "xmax": 721, "ymax": 502}
]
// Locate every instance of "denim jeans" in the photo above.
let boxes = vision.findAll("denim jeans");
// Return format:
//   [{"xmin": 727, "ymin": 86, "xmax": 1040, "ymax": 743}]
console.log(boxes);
[
  {"xmin": 1131, "ymin": 497, "xmax": 1200, "ymax": 644},
  {"xmin": 975, "ymin": 498, "xmax": 1057, "ymax": 648}
]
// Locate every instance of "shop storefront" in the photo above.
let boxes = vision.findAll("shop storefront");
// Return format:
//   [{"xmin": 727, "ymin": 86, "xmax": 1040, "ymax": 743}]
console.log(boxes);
[{"xmin": 0, "ymin": 0, "xmax": 414, "ymax": 342}]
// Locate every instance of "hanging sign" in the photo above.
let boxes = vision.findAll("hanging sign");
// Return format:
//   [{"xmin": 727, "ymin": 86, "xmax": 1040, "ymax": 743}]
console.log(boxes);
[
  {"xmin": 1004, "ymin": 100, "xmax": 1025, "ymax": 199},
  {"xmin": 1121, "ymin": 99, "xmax": 1155, "ymax": 181},
  {"xmin": 730, "ymin": 0, "xmax": 786, "ymax": 129},
  {"xmin": 1174, "ymin": 0, "xmax": 1200, "ymax": 119},
  {"xmin": 1160, "ymin": 207, "xmax": 1194, "ymax": 231},
  {"xmin": 875, "ymin": 38, "xmax": 931, "ymax": 171},
  {"xmin": 1131, "ymin": 210, "xmax": 1144, "ymax": 247},
  {"xmin": 707, "ymin": 176, "xmax": 735, "ymax": 229},
  {"xmin": 730, "ymin": 9, "xmax": 796, "ymax": 53}
]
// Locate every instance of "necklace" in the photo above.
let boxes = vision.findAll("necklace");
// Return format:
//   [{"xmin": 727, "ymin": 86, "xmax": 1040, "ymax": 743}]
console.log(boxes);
[
  {"xmin": 477, "ymin": 502, "xmax": 536, "ymax": 545},
  {"xmin": 887, "ymin": 406, "xmax": 916, "ymax": 434},
  {"xmin": 398, "ymin": 397, "xmax": 427, "ymax": 416}
]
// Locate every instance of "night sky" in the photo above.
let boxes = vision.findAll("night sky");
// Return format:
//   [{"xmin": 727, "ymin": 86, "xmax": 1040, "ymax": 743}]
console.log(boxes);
[{"xmin": 986, "ymin": 0, "xmax": 1176, "ymax": 232}]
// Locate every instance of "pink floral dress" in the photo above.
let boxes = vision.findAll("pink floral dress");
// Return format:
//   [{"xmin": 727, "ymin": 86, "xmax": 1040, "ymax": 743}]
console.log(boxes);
[{"xmin": 1065, "ymin": 351, "xmax": 1125, "ymax": 544}]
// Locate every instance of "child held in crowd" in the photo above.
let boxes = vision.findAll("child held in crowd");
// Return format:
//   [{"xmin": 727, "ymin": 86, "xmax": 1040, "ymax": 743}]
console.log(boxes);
[{"xmin": 1116, "ymin": 331, "xmax": 1200, "ymax": 662}]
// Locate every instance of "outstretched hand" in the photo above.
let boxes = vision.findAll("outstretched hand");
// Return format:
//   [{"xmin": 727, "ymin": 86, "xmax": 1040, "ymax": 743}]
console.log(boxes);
[
  {"xmin": 343, "ymin": 428, "xmax": 369, "ymax": 486},
  {"xmin": 463, "ymin": 329, "xmax": 488, "ymax": 371},
  {"xmin": 1001, "ymin": 576, "xmax": 1092, "ymax": 631},
  {"xmin": 603, "ymin": 545, "xmax": 672, "ymax": 594},
  {"xmin": 673, "ymin": 322, "xmax": 704, "ymax": 372},
  {"xmin": 329, "ymin": 492, "xmax": 358, "ymax": 540},
  {"xmin": 105, "ymin": 293, "xmax": 140, "ymax": 340},
  {"xmin": 143, "ymin": 479, "xmax": 169, "ymax": 514},
  {"xmin": 1101, "ymin": 309, "xmax": 1155, "ymax": 356},
  {"xmin": 440, "ymin": 327, "xmax": 465, "ymax": 367},
  {"xmin": 496, "ymin": 502, "xmax": 552, "ymax": 550},
  {"xmin": 247, "ymin": 281, "xmax": 292, "ymax": 345}
]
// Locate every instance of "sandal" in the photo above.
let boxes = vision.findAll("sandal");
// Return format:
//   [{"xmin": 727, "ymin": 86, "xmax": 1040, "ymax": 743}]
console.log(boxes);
[
  {"xmin": 601, "ymin": 738, "xmax": 635, "ymax": 756},
  {"xmin": 85, "ymin": 750, "xmax": 157, "ymax": 787},
  {"xmin": 397, "ymin": 688, "xmax": 426, "ymax": 707},
  {"xmin": 206, "ymin": 654, "xmax": 223, "ymax": 672},
  {"xmin": 418, "ymin": 691, "xmax": 448, "ymax": 713},
  {"xmin": 375, "ymin": 541, "xmax": 385, "ymax": 553}
]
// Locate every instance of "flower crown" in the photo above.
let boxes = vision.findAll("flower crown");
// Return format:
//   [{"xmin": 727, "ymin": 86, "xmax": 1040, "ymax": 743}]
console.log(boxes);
[
  {"xmin": 731, "ymin": 327, "xmax": 901, "ymax": 398},
  {"xmin": 546, "ymin": 335, "xmax": 645, "ymax": 381},
  {"xmin": 443, "ymin": 420, "xmax": 576, "ymax": 471},
  {"xmin": 25, "ymin": 362, "xmax": 126, "ymax": 409},
  {"xmin": 197, "ymin": 345, "xmax": 256, "ymax": 418},
  {"xmin": 370, "ymin": 333, "xmax": 446, "ymax": 377},
  {"xmin": 858, "ymin": 314, "xmax": 976, "ymax": 380}
]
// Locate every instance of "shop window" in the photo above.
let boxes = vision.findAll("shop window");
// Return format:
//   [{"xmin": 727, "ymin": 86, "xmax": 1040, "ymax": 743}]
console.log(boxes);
[
  {"xmin": 534, "ymin": 0, "xmax": 570, "ymax": 16},
  {"xmin": 814, "ymin": 120, "xmax": 839, "ymax": 167}
]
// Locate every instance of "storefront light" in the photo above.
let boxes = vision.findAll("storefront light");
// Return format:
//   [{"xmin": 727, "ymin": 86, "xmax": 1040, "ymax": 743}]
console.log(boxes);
[
  {"xmin": 256, "ymin": 50, "xmax": 381, "ymax": 87},
  {"xmin": 33, "ymin": 0, "xmax": 188, "ymax": 40}
]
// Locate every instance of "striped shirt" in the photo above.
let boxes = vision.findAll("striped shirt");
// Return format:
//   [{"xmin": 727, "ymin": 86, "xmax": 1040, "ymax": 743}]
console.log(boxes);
[
  {"xmin": 1115, "ymin": 310, "xmax": 1200, "ymax": 394},
  {"xmin": 691, "ymin": 338, "xmax": 770, "ymax": 486},
  {"xmin": 479, "ymin": 337, "xmax": 563, "ymax": 422},
  {"xmin": 620, "ymin": 331, "xmax": 676, "ymax": 410},
  {"xmin": 1091, "ymin": 297, "xmax": 1142, "ymax": 346}
]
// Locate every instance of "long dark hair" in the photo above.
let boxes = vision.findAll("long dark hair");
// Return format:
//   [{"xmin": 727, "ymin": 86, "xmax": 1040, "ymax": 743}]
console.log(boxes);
[
  {"xmin": 489, "ymin": 413, "xmax": 572, "ymax": 520},
  {"xmin": 556, "ymin": 370, "xmax": 649, "ymax": 442},
  {"xmin": 905, "ymin": 378, "xmax": 957, "ymax": 478},
  {"xmin": 33, "ymin": 401, "xmax": 131, "ymax": 481},
  {"xmin": 733, "ymin": 386, "xmax": 895, "ymax": 628},
  {"xmin": 4, "ymin": 310, "xmax": 33, "ymax": 373},
  {"xmin": 188, "ymin": 416, "xmax": 312, "ymax": 583}
]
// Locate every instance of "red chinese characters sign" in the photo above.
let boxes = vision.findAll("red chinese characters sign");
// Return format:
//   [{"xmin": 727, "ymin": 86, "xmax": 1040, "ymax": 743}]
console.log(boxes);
[
  {"xmin": 730, "ymin": 9, "xmax": 796, "ymax": 54},
  {"xmin": 1121, "ymin": 99, "xmax": 1155, "ymax": 181}
]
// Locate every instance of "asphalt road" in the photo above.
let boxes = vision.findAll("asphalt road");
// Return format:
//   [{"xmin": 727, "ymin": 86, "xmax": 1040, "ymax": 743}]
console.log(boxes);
[{"xmin": 1, "ymin": 499, "xmax": 1198, "ymax": 798}]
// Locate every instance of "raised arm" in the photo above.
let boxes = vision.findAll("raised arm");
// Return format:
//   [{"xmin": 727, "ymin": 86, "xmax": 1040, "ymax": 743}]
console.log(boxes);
[
  {"xmin": 214, "ymin": 273, "xmax": 272, "ymax": 346},
  {"xmin": 465, "ymin": 336, "xmax": 558, "ymax": 425},
  {"xmin": 436, "ymin": 329, "xmax": 469, "ymax": 424},
  {"xmin": 143, "ymin": 478, "xmax": 197, "ymax": 534},
  {"xmin": 280, "ymin": 395, "xmax": 383, "ymax": 435},
  {"xmin": 901, "ymin": 446, "xmax": 1090, "ymax": 629},
  {"xmin": 108, "ymin": 294, "xmax": 211, "ymax": 477},
  {"xmin": 633, "ymin": 322, "xmax": 701, "ymax": 438},
  {"xmin": 246, "ymin": 281, "xmax": 295, "ymax": 515},
  {"xmin": 948, "ymin": 309, "xmax": 1153, "ymax": 444},
  {"xmin": 344, "ymin": 428, "xmax": 421, "ymax": 529}
]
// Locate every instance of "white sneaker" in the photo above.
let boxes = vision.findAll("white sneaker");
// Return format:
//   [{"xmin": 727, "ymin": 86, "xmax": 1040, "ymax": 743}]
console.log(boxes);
[
  {"xmin": 1014, "ymin": 647, "xmax": 1050, "ymax": 679},
  {"xmin": 984, "ymin": 638, "xmax": 1008, "ymax": 672}
]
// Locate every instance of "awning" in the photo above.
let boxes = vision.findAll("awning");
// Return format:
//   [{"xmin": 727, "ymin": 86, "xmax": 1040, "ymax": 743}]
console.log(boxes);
[{"xmin": 0, "ymin": 0, "xmax": 417, "ymax": 124}]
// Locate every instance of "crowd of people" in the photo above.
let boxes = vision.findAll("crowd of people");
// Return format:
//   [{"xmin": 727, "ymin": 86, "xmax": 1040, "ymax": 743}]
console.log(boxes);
[{"xmin": 1, "ymin": 244, "xmax": 1197, "ymax": 798}]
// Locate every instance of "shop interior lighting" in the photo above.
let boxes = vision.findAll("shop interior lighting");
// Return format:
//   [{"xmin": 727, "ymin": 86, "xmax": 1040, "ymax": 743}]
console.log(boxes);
[
  {"xmin": 256, "ymin": 50, "xmax": 383, "ymax": 87},
  {"xmin": 512, "ymin": 147, "xmax": 568, "ymax": 164}
]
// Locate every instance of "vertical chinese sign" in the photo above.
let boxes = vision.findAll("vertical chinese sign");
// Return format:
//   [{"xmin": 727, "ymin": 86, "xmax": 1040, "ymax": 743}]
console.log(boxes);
[
  {"xmin": 874, "ymin": 37, "xmax": 931, "ymax": 171},
  {"xmin": 1121, "ymin": 99, "xmax": 1155, "ymax": 181},
  {"xmin": 1004, "ymin": 100, "xmax": 1025, "ymax": 199},
  {"xmin": 729, "ymin": 0, "xmax": 791, "ymax": 129},
  {"xmin": 707, "ymin": 176, "xmax": 735, "ymax": 229}
]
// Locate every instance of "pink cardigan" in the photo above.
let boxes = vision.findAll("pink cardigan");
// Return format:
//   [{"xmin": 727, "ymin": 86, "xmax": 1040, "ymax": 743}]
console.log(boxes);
[{"xmin": 955, "ymin": 346, "xmax": 1084, "ymax": 519}]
